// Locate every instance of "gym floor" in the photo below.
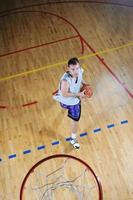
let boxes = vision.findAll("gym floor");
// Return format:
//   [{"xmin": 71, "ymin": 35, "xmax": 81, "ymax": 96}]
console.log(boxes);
[{"xmin": 0, "ymin": 0, "xmax": 133, "ymax": 199}]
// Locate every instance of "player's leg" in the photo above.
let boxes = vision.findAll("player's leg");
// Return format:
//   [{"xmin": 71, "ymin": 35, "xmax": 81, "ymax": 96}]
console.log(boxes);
[
  {"xmin": 68, "ymin": 102, "xmax": 81, "ymax": 149},
  {"xmin": 70, "ymin": 120, "xmax": 80, "ymax": 149},
  {"xmin": 60, "ymin": 101, "xmax": 81, "ymax": 149},
  {"xmin": 71, "ymin": 120, "xmax": 78, "ymax": 139}
]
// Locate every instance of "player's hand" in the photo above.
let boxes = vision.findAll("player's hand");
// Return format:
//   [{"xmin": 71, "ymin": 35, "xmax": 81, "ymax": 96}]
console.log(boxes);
[{"xmin": 78, "ymin": 90, "xmax": 86, "ymax": 98}]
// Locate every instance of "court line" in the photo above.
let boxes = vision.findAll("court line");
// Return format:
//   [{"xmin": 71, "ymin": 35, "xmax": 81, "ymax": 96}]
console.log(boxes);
[
  {"xmin": 107, "ymin": 124, "xmax": 115, "ymax": 128},
  {"xmin": 0, "ymin": 9, "xmax": 132, "ymax": 99},
  {"xmin": 81, "ymin": 37, "xmax": 133, "ymax": 99},
  {"xmin": 65, "ymin": 137, "xmax": 71, "ymax": 141},
  {"xmin": 0, "ymin": 119, "xmax": 129, "ymax": 163},
  {"xmin": 37, "ymin": 145, "xmax": 45, "ymax": 150},
  {"xmin": 80, "ymin": 132, "xmax": 88, "ymax": 137},
  {"xmin": 0, "ymin": 101, "xmax": 38, "ymax": 110},
  {"xmin": 8, "ymin": 154, "xmax": 16, "ymax": 159},
  {"xmin": 121, "ymin": 120, "xmax": 128, "ymax": 124},
  {"xmin": 0, "ymin": 41, "xmax": 132, "ymax": 82},
  {"xmin": 22, "ymin": 101, "xmax": 38, "ymax": 107},
  {"xmin": 0, "ymin": 105, "xmax": 7, "ymax": 109},
  {"xmin": 0, "ymin": 10, "xmax": 84, "ymax": 56},
  {"xmin": 0, "ymin": 1, "xmax": 132, "ymax": 16},
  {"xmin": 23, "ymin": 150, "xmax": 31, "ymax": 154},
  {"xmin": 0, "ymin": 35, "xmax": 78, "ymax": 58},
  {"xmin": 79, "ymin": 41, "xmax": 133, "ymax": 60},
  {"xmin": 93, "ymin": 128, "xmax": 101, "ymax": 133},
  {"xmin": 52, "ymin": 141, "xmax": 60, "ymax": 146}
]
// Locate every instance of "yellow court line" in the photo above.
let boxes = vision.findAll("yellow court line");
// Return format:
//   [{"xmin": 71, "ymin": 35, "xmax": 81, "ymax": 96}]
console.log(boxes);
[
  {"xmin": 0, "ymin": 41, "xmax": 133, "ymax": 82},
  {"xmin": 79, "ymin": 41, "xmax": 133, "ymax": 60},
  {"xmin": 0, "ymin": 61, "xmax": 67, "ymax": 81}
]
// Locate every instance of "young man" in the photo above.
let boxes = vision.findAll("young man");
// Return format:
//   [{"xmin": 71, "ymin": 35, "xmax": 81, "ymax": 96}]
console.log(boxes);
[{"xmin": 53, "ymin": 57, "xmax": 87, "ymax": 149}]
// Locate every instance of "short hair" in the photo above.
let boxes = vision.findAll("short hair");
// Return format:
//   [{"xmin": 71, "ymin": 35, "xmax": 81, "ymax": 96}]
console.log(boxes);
[{"xmin": 68, "ymin": 57, "xmax": 79, "ymax": 67}]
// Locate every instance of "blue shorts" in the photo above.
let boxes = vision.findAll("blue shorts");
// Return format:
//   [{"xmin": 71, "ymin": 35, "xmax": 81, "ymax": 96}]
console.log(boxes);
[{"xmin": 60, "ymin": 101, "xmax": 81, "ymax": 121}]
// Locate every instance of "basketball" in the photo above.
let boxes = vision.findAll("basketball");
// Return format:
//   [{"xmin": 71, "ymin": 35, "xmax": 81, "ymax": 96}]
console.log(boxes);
[{"xmin": 80, "ymin": 84, "xmax": 93, "ymax": 98}]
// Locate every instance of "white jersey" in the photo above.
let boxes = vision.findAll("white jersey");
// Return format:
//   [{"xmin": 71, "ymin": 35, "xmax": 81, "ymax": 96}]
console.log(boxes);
[{"xmin": 53, "ymin": 67, "xmax": 84, "ymax": 105}]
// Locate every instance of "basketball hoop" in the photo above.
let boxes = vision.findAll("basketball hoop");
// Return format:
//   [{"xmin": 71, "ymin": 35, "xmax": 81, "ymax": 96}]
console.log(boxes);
[{"xmin": 20, "ymin": 154, "xmax": 103, "ymax": 200}]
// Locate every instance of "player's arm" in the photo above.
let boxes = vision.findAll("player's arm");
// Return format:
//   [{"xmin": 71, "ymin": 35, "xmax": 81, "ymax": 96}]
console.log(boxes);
[
  {"xmin": 61, "ymin": 80, "xmax": 85, "ymax": 98},
  {"xmin": 81, "ymin": 80, "xmax": 87, "ymax": 85},
  {"xmin": 81, "ymin": 68, "xmax": 88, "ymax": 85}
]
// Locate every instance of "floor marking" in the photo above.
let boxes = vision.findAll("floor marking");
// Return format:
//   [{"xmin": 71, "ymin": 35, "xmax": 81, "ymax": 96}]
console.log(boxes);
[
  {"xmin": 80, "ymin": 132, "xmax": 88, "ymax": 137},
  {"xmin": 121, "ymin": 120, "xmax": 128, "ymax": 124},
  {"xmin": 22, "ymin": 101, "xmax": 38, "ymax": 107},
  {"xmin": 0, "ymin": 120, "xmax": 129, "ymax": 163},
  {"xmin": 93, "ymin": 128, "xmax": 101, "ymax": 133},
  {"xmin": 8, "ymin": 154, "xmax": 16, "ymax": 159},
  {"xmin": 37, "ymin": 145, "xmax": 45, "ymax": 150},
  {"xmin": 65, "ymin": 137, "xmax": 71, "ymax": 141},
  {"xmin": 107, "ymin": 124, "xmax": 115, "ymax": 128},
  {"xmin": 23, "ymin": 150, "xmax": 31, "ymax": 154},
  {"xmin": 0, "ymin": 105, "xmax": 7, "ymax": 109},
  {"xmin": 51, "ymin": 141, "xmax": 60, "ymax": 146},
  {"xmin": 0, "ymin": 41, "xmax": 132, "ymax": 82}
]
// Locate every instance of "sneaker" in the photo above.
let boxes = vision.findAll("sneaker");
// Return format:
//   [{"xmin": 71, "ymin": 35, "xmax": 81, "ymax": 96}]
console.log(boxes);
[{"xmin": 70, "ymin": 138, "xmax": 80, "ymax": 149}]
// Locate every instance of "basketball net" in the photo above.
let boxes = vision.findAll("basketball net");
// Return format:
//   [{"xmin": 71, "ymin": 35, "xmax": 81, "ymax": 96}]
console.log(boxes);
[{"xmin": 20, "ymin": 154, "xmax": 103, "ymax": 200}]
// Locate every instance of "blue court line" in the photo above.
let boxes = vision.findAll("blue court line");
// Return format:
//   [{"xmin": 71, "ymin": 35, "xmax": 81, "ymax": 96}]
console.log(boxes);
[
  {"xmin": 121, "ymin": 120, "xmax": 128, "ymax": 124},
  {"xmin": 8, "ymin": 154, "xmax": 16, "ymax": 159},
  {"xmin": 52, "ymin": 141, "xmax": 60, "ymax": 146},
  {"xmin": 0, "ymin": 119, "xmax": 129, "ymax": 164},
  {"xmin": 65, "ymin": 137, "xmax": 71, "ymax": 141},
  {"xmin": 37, "ymin": 145, "xmax": 45, "ymax": 150},
  {"xmin": 80, "ymin": 132, "xmax": 88, "ymax": 137},
  {"xmin": 66, "ymin": 132, "xmax": 88, "ymax": 141},
  {"xmin": 107, "ymin": 124, "xmax": 115, "ymax": 128},
  {"xmin": 23, "ymin": 150, "xmax": 31, "ymax": 154},
  {"xmin": 93, "ymin": 128, "xmax": 101, "ymax": 133}
]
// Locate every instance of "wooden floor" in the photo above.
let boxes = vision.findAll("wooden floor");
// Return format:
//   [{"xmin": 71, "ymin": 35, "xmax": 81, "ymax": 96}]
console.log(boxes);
[{"xmin": 0, "ymin": 0, "xmax": 133, "ymax": 199}]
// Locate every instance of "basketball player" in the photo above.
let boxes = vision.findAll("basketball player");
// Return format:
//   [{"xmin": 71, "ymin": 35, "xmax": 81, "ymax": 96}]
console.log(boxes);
[{"xmin": 53, "ymin": 57, "xmax": 87, "ymax": 149}]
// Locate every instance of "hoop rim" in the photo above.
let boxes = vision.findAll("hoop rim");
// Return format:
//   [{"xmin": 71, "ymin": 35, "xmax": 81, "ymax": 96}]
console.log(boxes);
[{"xmin": 20, "ymin": 154, "xmax": 103, "ymax": 200}]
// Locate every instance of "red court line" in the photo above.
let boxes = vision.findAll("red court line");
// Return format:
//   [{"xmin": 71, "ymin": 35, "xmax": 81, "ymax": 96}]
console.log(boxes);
[
  {"xmin": 52, "ymin": 90, "xmax": 58, "ymax": 95},
  {"xmin": 0, "ymin": 105, "xmax": 7, "ymax": 109},
  {"xmin": 0, "ymin": 5, "xmax": 132, "ymax": 110},
  {"xmin": 22, "ymin": 101, "xmax": 38, "ymax": 107},
  {"xmin": 0, "ymin": 35, "xmax": 78, "ymax": 58},
  {"xmin": 0, "ymin": 10, "xmax": 84, "ymax": 56},
  {"xmin": 0, "ymin": 10, "xmax": 83, "ymax": 110},
  {"xmin": 81, "ymin": 37, "xmax": 133, "ymax": 99},
  {"xmin": 0, "ymin": 1, "xmax": 132, "ymax": 16}
]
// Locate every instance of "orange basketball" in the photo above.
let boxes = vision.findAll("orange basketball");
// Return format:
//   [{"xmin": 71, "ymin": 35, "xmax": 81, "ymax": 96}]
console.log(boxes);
[{"xmin": 80, "ymin": 84, "xmax": 93, "ymax": 98}]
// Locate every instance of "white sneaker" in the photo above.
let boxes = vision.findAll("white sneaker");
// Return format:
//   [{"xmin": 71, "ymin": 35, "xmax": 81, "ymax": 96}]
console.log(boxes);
[{"xmin": 70, "ymin": 138, "xmax": 80, "ymax": 149}]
